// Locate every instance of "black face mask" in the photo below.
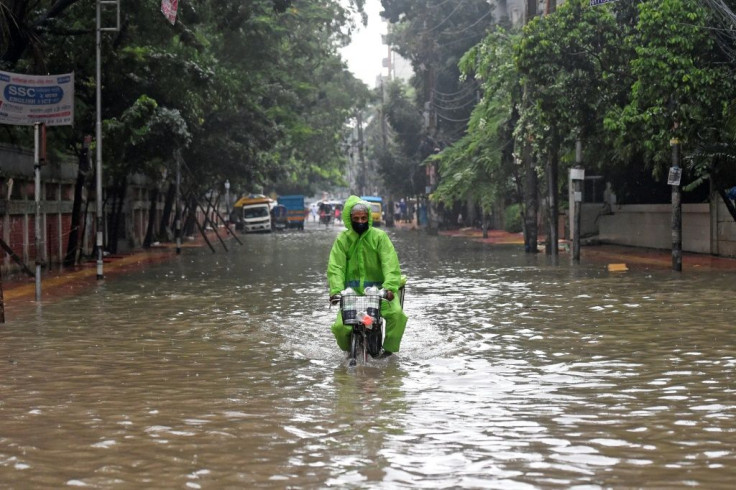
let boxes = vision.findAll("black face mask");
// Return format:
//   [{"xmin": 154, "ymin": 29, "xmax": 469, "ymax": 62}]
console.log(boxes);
[{"xmin": 352, "ymin": 221, "xmax": 369, "ymax": 235}]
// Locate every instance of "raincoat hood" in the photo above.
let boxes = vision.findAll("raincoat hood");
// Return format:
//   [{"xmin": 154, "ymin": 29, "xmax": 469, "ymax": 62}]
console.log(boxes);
[
  {"xmin": 328, "ymin": 195, "xmax": 402, "ymax": 298},
  {"xmin": 342, "ymin": 195, "xmax": 373, "ymax": 232}
]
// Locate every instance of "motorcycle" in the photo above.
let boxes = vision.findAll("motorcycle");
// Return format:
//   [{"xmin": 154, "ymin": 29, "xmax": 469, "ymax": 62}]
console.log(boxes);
[{"xmin": 333, "ymin": 281, "xmax": 406, "ymax": 367}]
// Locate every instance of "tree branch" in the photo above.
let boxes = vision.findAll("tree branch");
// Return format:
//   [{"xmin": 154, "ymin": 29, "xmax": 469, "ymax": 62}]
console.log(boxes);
[{"xmin": 32, "ymin": 0, "xmax": 84, "ymax": 29}]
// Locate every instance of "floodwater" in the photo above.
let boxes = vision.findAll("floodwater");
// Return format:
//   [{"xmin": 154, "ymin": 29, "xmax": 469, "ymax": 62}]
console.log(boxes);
[{"xmin": 1, "ymin": 220, "xmax": 735, "ymax": 489}]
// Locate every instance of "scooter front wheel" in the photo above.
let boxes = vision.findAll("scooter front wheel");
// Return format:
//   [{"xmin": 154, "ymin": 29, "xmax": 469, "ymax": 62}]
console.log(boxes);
[{"xmin": 348, "ymin": 330, "xmax": 360, "ymax": 366}]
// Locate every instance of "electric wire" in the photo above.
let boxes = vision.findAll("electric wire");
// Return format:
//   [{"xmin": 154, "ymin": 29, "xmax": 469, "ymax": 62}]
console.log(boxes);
[
  {"xmin": 425, "ymin": 0, "xmax": 468, "ymax": 33},
  {"xmin": 432, "ymin": 97, "xmax": 478, "ymax": 111},
  {"xmin": 439, "ymin": 10, "xmax": 493, "ymax": 38},
  {"xmin": 435, "ymin": 110, "xmax": 471, "ymax": 123},
  {"xmin": 433, "ymin": 81, "xmax": 479, "ymax": 100}
]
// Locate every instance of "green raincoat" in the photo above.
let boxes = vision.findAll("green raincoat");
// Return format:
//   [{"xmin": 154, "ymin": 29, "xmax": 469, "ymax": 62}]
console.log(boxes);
[{"xmin": 327, "ymin": 195, "xmax": 408, "ymax": 353}]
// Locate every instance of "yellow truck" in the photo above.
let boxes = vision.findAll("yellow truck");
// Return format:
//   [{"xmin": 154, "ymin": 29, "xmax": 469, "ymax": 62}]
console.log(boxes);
[
  {"xmin": 232, "ymin": 195, "xmax": 274, "ymax": 233},
  {"xmin": 360, "ymin": 195, "xmax": 383, "ymax": 226}
]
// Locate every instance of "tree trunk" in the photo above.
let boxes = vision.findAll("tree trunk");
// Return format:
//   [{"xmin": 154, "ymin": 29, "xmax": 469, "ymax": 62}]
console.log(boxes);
[
  {"xmin": 466, "ymin": 196, "xmax": 476, "ymax": 228},
  {"xmin": 158, "ymin": 182, "xmax": 175, "ymax": 241},
  {"xmin": 64, "ymin": 146, "xmax": 90, "ymax": 266},
  {"xmin": 546, "ymin": 131, "xmax": 559, "ymax": 256},
  {"xmin": 183, "ymin": 195, "xmax": 197, "ymax": 237},
  {"xmin": 523, "ymin": 140, "xmax": 538, "ymax": 253},
  {"xmin": 107, "ymin": 180, "xmax": 127, "ymax": 254},
  {"xmin": 143, "ymin": 186, "xmax": 159, "ymax": 248}
]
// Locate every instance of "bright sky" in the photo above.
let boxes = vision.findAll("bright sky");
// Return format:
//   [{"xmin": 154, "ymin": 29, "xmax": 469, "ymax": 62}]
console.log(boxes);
[{"xmin": 340, "ymin": 0, "xmax": 388, "ymax": 86}]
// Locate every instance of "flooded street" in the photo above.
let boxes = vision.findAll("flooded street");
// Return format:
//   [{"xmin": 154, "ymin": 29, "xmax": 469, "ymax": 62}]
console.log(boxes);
[{"xmin": 1, "ymin": 221, "xmax": 735, "ymax": 488}]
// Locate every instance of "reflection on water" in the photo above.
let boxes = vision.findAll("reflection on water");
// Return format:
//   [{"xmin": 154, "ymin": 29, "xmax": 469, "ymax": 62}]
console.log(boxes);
[{"xmin": 2, "ymin": 224, "xmax": 736, "ymax": 488}]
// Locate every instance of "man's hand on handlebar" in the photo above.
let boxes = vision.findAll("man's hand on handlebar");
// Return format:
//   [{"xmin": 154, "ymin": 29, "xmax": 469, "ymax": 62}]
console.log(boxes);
[{"xmin": 329, "ymin": 290, "xmax": 394, "ymax": 304}]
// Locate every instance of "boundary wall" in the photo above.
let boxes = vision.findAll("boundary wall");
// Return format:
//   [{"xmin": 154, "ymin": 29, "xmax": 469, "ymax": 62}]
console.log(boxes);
[
  {"xmin": 593, "ymin": 199, "xmax": 736, "ymax": 258},
  {"xmin": 0, "ymin": 145, "xmax": 164, "ymax": 276}
]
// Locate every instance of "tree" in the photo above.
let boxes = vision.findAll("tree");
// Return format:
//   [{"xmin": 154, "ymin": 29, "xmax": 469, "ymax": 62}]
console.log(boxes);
[
  {"xmin": 379, "ymin": 0, "xmax": 494, "ymax": 194},
  {"xmin": 371, "ymin": 79, "xmax": 427, "ymax": 198},
  {"xmin": 607, "ymin": 0, "xmax": 735, "ymax": 195},
  {"xmin": 515, "ymin": 0, "xmax": 630, "ymax": 251},
  {"xmin": 2, "ymin": 0, "xmax": 373, "ymax": 258},
  {"xmin": 432, "ymin": 28, "xmax": 520, "ymax": 233}
]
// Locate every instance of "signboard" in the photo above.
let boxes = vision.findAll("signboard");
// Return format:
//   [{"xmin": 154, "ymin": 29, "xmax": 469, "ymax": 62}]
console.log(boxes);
[
  {"xmin": 590, "ymin": 0, "xmax": 617, "ymax": 5},
  {"xmin": 570, "ymin": 167, "xmax": 585, "ymax": 181},
  {"xmin": 0, "ymin": 70, "xmax": 74, "ymax": 126},
  {"xmin": 161, "ymin": 0, "xmax": 179, "ymax": 25},
  {"xmin": 668, "ymin": 167, "xmax": 682, "ymax": 186}
]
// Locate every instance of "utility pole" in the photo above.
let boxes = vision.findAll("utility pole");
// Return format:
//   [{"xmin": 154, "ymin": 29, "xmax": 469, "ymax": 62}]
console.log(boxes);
[
  {"xmin": 95, "ymin": 0, "xmax": 120, "ymax": 279},
  {"xmin": 175, "ymin": 149, "xmax": 182, "ymax": 255},
  {"xmin": 571, "ymin": 139, "xmax": 584, "ymax": 262},
  {"xmin": 95, "ymin": 0, "xmax": 104, "ymax": 279},
  {"xmin": 224, "ymin": 179, "xmax": 231, "ymax": 222},
  {"xmin": 526, "ymin": 0, "xmax": 537, "ymax": 23},
  {"xmin": 670, "ymin": 137, "xmax": 682, "ymax": 271},
  {"xmin": 34, "ymin": 123, "xmax": 45, "ymax": 301},
  {"xmin": 356, "ymin": 111, "xmax": 366, "ymax": 195}
]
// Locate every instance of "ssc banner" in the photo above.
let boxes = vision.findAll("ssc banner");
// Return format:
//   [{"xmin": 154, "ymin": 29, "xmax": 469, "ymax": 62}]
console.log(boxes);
[{"xmin": 0, "ymin": 70, "xmax": 75, "ymax": 126}]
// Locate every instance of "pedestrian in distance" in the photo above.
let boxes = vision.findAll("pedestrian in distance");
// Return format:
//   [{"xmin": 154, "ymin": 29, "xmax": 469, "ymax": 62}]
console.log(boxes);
[{"xmin": 327, "ymin": 196, "xmax": 408, "ymax": 357}]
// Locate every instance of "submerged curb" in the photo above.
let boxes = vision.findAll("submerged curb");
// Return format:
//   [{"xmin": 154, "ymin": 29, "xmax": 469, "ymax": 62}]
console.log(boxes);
[
  {"xmin": 397, "ymin": 222, "xmax": 736, "ymax": 272},
  {"xmin": 1, "ymin": 241, "xmax": 208, "ymax": 317}
]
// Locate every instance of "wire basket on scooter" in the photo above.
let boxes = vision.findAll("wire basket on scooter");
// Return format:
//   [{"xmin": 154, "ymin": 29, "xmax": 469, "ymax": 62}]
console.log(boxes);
[{"xmin": 341, "ymin": 293, "xmax": 381, "ymax": 325}]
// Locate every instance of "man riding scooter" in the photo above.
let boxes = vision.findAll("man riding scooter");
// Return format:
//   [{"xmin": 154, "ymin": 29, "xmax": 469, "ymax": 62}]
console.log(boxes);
[{"xmin": 327, "ymin": 196, "xmax": 408, "ymax": 358}]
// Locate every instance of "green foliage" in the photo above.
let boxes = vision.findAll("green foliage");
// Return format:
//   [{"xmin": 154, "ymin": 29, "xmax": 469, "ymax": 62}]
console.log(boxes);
[
  {"xmin": 610, "ymin": 0, "xmax": 734, "ymax": 175},
  {"xmin": 379, "ymin": 0, "xmax": 496, "ymax": 193},
  {"xmin": 430, "ymin": 28, "xmax": 519, "ymax": 212},
  {"xmin": 8, "ymin": 0, "xmax": 736, "ymax": 218},
  {"xmin": 104, "ymin": 95, "xmax": 191, "ymax": 179},
  {"xmin": 515, "ymin": 0, "xmax": 631, "ymax": 168},
  {"xmin": 1, "ymin": 0, "xmax": 370, "ymax": 198},
  {"xmin": 503, "ymin": 203, "xmax": 522, "ymax": 233},
  {"xmin": 439, "ymin": 0, "xmax": 736, "ymax": 211},
  {"xmin": 368, "ymin": 79, "xmax": 428, "ymax": 197}
]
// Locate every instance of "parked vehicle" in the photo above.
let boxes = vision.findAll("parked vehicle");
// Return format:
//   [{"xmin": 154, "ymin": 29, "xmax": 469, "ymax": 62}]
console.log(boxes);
[
  {"xmin": 277, "ymin": 195, "xmax": 306, "ymax": 230},
  {"xmin": 232, "ymin": 195, "xmax": 274, "ymax": 233},
  {"xmin": 271, "ymin": 204, "xmax": 289, "ymax": 231},
  {"xmin": 360, "ymin": 196, "xmax": 383, "ymax": 226}
]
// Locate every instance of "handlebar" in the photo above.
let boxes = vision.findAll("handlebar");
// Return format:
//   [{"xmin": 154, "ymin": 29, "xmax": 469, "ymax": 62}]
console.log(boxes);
[{"xmin": 329, "ymin": 289, "xmax": 392, "ymax": 306}]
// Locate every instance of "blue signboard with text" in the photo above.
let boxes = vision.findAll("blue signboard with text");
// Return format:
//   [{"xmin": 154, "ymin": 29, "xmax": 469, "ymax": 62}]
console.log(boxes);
[{"xmin": 0, "ymin": 70, "xmax": 74, "ymax": 126}]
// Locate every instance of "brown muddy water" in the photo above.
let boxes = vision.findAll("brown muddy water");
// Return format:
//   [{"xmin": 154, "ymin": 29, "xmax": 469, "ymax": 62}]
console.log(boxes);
[{"xmin": 1, "ymin": 220, "xmax": 735, "ymax": 488}]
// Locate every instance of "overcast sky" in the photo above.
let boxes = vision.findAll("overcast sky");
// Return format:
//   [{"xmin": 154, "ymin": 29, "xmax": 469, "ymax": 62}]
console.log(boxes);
[{"xmin": 340, "ymin": 0, "xmax": 388, "ymax": 86}]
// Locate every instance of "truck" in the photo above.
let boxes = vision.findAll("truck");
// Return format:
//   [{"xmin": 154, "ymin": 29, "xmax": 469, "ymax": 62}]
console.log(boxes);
[
  {"xmin": 360, "ymin": 195, "xmax": 383, "ymax": 227},
  {"xmin": 276, "ymin": 195, "xmax": 306, "ymax": 230},
  {"xmin": 232, "ymin": 195, "xmax": 274, "ymax": 233}
]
